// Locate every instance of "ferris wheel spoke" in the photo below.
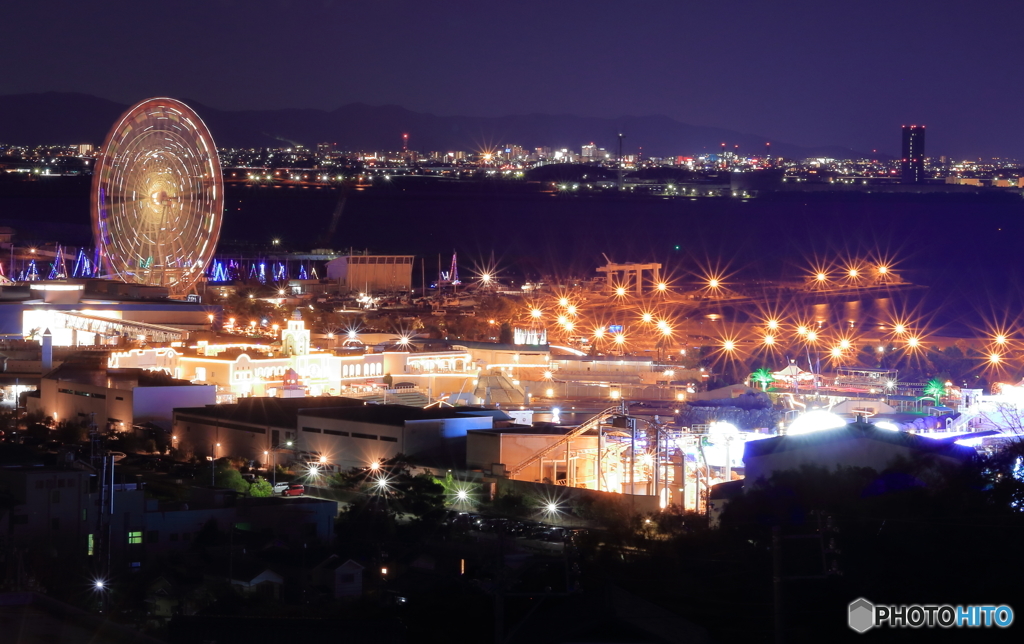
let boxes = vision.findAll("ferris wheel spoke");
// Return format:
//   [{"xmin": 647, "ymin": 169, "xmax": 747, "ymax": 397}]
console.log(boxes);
[{"xmin": 92, "ymin": 98, "xmax": 223, "ymax": 296}]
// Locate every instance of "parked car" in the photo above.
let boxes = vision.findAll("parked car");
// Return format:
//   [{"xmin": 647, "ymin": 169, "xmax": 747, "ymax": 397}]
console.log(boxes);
[
  {"xmin": 272, "ymin": 482, "xmax": 290, "ymax": 494},
  {"xmin": 282, "ymin": 483, "xmax": 305, "ymax": 497}
]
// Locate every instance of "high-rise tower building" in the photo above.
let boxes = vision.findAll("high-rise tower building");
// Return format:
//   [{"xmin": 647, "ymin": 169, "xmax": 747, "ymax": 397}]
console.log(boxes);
[{"xmin": 901, "ymin": 125, "xmax": 925, "ymax": 184}]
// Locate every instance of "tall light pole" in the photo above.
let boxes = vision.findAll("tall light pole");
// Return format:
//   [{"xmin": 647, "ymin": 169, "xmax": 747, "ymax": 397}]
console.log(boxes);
[
  {"xmin": 210, "ymin": 442, "xmax": 220, "ymax": 486},
  {"xmin": 265, "ymin": 440, "xmax": 293, "ymax": 488}
]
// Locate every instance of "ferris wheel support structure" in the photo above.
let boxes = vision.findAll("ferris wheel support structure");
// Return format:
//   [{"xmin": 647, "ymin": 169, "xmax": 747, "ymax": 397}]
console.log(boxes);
[{"xmin": 91, "ymin": 97, "xmax": 223, "ymax": 297}]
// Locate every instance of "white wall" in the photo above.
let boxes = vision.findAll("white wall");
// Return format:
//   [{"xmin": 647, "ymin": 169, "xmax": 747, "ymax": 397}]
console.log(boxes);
[
  {"xmin": 744, "ymin": 437, "xmax": 963, "ymax": 484},
  {"xmin": 297, "ymin": 415, "xmax": 403, "ymax": 468}
]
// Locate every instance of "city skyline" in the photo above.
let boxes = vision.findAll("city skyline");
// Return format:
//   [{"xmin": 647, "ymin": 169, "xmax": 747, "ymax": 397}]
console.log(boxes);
[{"xmin": 3, "ymin": 0, "xmax": 1024, "ymax": 159}]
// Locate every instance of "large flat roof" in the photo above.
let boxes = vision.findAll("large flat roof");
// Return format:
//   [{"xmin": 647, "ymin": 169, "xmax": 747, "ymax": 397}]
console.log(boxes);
[
  {"xmin": 174, "ymin": 396, "xmax": 366, "ymax": 428},
  {"xmin": 174, "ymin": 397, "xmax": 496, "ymax": 429},
  {"xmin": 744, "ymin": 421, "xmax": 977, "ymax": 461},
  {"xmin": 300, "ymin": 404, "xmax": 495, "ymax": 427},
  {"xmin": 45, "ymin": 357, "xmax": 197, "ymax": 390}
]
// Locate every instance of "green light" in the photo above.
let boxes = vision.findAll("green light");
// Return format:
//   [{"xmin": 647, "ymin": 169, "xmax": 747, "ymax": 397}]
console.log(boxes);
[
  {"xmin": 751, "ymin": 368, "xmax": 773, "ymax": 391},
  {"xmin": 923, "ymin": 378, "xmax": 945, "ymax": 400}
]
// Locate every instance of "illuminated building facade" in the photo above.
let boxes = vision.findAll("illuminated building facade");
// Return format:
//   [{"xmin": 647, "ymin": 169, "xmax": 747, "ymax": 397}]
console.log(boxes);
[{"xmin": 110, "ymin": 310, "xmax": 479, "ymax": 402}]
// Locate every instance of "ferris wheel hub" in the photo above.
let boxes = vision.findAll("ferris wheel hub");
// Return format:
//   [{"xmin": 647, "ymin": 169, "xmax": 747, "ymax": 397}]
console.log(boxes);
[{"xmin": 91, "ymin": 98, "xmax": 223, "ymax": 296}]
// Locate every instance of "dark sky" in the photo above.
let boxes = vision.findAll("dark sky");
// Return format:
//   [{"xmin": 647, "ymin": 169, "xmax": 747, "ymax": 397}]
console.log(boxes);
[{"xmin": 4, "ymin": 0, "xmax": 1022, "ymax": 158}]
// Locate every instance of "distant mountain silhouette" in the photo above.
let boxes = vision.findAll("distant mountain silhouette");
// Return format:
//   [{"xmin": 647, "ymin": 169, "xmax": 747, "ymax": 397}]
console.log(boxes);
[{"xmin": 0, "ymin": 92, "xmax": 879, "ymax": 160}]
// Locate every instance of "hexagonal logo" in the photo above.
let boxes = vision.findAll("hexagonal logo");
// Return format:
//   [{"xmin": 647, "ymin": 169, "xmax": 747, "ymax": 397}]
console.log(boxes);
[{"xmin": 849, "ymin": 598, "xmax": 875, "ymax": 633}]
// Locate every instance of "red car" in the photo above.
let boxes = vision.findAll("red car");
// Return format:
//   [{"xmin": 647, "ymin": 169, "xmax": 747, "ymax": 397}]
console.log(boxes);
[{"xmin": 282, "ymin": 483, "xmax": 305, "ymax": 497}]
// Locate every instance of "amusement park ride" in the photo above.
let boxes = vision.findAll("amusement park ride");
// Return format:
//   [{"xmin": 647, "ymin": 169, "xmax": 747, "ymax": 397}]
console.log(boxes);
[{"xmin": 91, "ymin": 98, "xmax": 224, "ymax": 298}]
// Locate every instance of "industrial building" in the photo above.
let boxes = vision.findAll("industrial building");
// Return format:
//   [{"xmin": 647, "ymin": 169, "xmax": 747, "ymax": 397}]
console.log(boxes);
[
  {"xmin": 742, "ymin": 419, "xmax": 976, "ymax": 484},
  {"xmin": 0, "ymin": 280, "xmax": 215, "ymax": 346},
  {"xmin": 26, "ymin": 354, "xmax": 215, "ymax": 430},
  {"xmin": 325, "ymin": 255, "xmax": 414, "ymax": 293},
  {"xmin": 171, "ymin": 396, "xmax": 516, "ymax": 469}
]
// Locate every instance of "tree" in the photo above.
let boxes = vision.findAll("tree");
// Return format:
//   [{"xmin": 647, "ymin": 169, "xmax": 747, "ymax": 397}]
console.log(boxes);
[
  {"xmin": 214, "ymin": 464, "xmax": 249, "ymax": 493},
  {"xmin": 55, "ymin": 421, "xmax": 86, "ymax": 444},
  {"xmin": 750, "ymin": 368, "xmax": 774, "ymax": 391},
  {"xmin": 498, "ymin": 321, "xmax": 514, "ymax": 345},
  {"xmin": 248, "ymin": 478, "xmax": 273, "ymax": 497},
  {"xmin": 394, "ymin": 473, "xmax": 446, "ymax": 520},
  {"xmin": 974, "ymin": 398, "xmax": 1024, "ymax": 436},
  {"xmin": 433, "ymin": 471, "xmax": 479, "ymax": 506},
  {"xmin": 24, "ymin": 423, "xmax": 50, "ymax": 445},
  {"xmin": 922, "ymin": 378, "xmax": 946, "ymax": 403}
]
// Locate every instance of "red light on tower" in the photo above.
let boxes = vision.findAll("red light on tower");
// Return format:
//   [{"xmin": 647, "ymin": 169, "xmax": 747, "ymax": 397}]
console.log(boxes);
[{"xmin": 402, "ymin": 133, "xmax": 408, "ymax": 152}]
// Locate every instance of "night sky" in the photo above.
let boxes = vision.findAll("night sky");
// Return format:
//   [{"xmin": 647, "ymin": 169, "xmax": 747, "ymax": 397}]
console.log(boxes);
[{"xmin": 4, "ymin": 0, "xmax": 1023, "ymax": 159}]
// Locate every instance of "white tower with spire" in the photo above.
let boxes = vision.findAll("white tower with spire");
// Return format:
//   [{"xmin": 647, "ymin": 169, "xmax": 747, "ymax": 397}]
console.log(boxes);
[{"xmin": 281, "ymin": 309, "xmax": 310, "ymax": 357}]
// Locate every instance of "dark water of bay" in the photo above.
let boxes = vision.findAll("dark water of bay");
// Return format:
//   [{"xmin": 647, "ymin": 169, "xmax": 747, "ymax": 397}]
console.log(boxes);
[
  {"xmin": 222, "ymin": 185, "xmax": 1024, "ymax": 337},
  {"xmin": 3, "ymin": 180, "xmax": 1023, "ymax": 336}
]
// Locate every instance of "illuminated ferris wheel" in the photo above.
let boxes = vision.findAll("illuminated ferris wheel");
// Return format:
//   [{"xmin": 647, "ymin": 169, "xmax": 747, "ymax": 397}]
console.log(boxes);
[{"xmin": 91, "ymin": 97, "xmax": 223, "ymax": 296}]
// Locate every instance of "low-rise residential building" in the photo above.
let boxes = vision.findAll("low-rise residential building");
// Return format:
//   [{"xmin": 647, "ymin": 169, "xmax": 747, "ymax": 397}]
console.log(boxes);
[{"xmin": 0, "ymin": 464, "xmax": 335, "ymax": 581}]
